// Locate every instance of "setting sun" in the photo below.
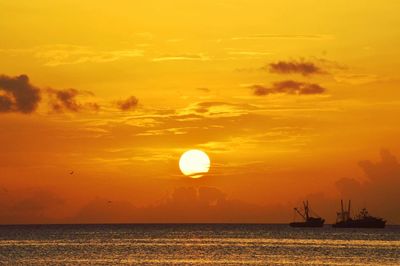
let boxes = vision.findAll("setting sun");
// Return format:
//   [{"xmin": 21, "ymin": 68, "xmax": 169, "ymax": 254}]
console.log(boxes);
[
  {"xmin": 179, "ymin": 150, "xmax": 210, "ymax": 178},
  {"xmin": 1, "ymin": 1, "xmax": 400, "ymax": 264}
]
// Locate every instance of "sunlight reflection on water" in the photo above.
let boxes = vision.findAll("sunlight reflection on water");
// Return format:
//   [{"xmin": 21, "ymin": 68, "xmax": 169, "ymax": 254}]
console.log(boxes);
[{"xmin": 0, "ymin": 224, "xmax": 399, "ymax": 265}]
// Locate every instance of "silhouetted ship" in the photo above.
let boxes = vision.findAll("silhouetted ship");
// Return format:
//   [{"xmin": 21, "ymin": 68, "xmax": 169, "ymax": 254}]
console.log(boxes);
[
  {"xmin": 289, "ymin": 201, "xmax": 325, "ymax": 227},
  {"xmin": 332, "ymin": 200, "xmax": 386, "ymax": 228}
]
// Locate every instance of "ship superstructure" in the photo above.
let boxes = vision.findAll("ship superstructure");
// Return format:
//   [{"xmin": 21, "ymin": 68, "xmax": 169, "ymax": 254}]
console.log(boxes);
[{"xmin": 332, "ymin": 200, "xmax": 386, "ymax": 228}]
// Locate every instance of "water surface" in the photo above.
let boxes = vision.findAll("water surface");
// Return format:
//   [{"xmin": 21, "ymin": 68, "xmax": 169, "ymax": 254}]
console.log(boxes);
[{"xmin": 0, "ymin": 224, "xmax": 399, "ymax": 265}]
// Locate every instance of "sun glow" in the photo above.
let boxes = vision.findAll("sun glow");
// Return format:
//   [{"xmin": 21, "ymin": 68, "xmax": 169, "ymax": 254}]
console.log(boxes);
[{"xmin": 179, "ymin": 149, "xmax": 210, "ymax": 178}]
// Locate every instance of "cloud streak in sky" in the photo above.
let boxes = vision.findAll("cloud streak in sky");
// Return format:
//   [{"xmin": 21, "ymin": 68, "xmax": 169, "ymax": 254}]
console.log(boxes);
[
  {"xmin": 232, "ymin": 34, "xmax": 333, "ymax": 41},
  {"xmin": 152, "ymin": 54, "xmax": 210, "ymax": 62},
  {"xmin": 34, "ymin": 45, "xmax": 144, "ymax": 66},
  {"xmin": 251, "ymin": 80, "xmax": 326, "ymax": 96}
]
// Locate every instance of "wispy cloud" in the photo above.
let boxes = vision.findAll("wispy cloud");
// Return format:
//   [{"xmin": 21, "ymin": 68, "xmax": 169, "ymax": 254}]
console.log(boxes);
[
  {"xmin": 232, "ymin": 34, "xmax": 333, "ymax": 41},
  {"xmin": 0, "ymin": 45, "xmax": 144, "ymax": 66},
  {"xmin": 152, "ymin": 54, "xmax": 210, "ymax": 62},
  {"xmin": 35, "ymin": 45, "xmax": 144, "ymax": 66},
  {"xmin": 227, "ymin": 51, "xmax": 272, "ymax": 57},
  {"xmin": 196, "ymin": 88, "xmax": 210, "ymax": 93},
  {"xmin": 333, "ymin": 73, "xmax": 386, "ymax": 85},
  {"xmin": 181, "ymin": 101, "xmax": 258, "ymax": 118}
]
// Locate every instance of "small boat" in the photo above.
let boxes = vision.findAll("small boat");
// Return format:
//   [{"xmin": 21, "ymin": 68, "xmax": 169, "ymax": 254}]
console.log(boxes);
[
  {"xmin": 289, "ymin": 201, "xmax": 325, "ymax": 227},
  {"xmin": 332, "ymin": 200, "xmax": 386, "ymax": 228}
]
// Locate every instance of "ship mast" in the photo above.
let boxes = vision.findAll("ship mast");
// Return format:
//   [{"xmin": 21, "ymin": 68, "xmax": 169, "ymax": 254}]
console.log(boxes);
[
  {"xmin": 347, "ymin": 200, "xmax": 351, "ymax": 220},
  {"xmin": 303, "ymin": 201, "xmax": 310, "ymax": 220},
  {"xmin": 341, "ymin": 200, "xmax": 345, "ymax": 221}
]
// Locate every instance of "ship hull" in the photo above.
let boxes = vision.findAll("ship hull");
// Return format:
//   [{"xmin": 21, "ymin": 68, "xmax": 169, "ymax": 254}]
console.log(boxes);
[{"xmin": 332, "ymin": 220, "xmax": 386, "ymax": 228}]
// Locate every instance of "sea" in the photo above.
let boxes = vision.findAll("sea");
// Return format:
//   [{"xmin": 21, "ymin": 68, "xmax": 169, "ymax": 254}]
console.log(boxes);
[{"xmin": 0, "ymin": 224, "xmax": 399, "ymax": 265}]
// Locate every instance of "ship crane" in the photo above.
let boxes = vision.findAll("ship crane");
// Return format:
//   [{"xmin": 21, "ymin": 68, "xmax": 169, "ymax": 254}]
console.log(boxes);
[
  {"xmin": 294, "ymin": 207, "xmax": 306, "ymax": 220},
  {"xmin": 293, "ymin": 201, "xmax": 310, "ymax": 220},
  {"xmin": 290, "ymin": 200, "xmax": 325, "ymax": 227}
]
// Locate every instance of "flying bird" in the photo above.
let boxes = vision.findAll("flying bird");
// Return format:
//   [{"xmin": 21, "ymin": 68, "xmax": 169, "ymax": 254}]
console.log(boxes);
[{"xmin": 69, "ymin": 171, "xmax": 74, "ymax": 175}]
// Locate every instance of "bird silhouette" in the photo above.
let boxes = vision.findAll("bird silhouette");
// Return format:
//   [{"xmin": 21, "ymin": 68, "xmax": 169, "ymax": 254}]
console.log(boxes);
[{"xmin": 69, "ymin": 171, "xmax": 74, "ymax": 175}]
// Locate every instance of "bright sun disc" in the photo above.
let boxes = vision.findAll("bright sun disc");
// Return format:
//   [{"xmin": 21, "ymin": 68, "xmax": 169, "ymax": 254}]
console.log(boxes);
[{"xmin": 179, "ymin": 149, "xmax": 210, "ymax": 178}]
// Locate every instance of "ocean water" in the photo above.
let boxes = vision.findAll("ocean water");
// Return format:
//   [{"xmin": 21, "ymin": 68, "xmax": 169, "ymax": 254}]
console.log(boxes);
[{"xmin": 0, "ymin": 224, "xmax": 399, "ymax": 265}]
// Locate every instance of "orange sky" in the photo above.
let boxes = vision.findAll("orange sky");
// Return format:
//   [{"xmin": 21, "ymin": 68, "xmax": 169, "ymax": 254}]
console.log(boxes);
[{"xmin": 1, "ymin": 0, "xmax": 400, "ymax": 224}]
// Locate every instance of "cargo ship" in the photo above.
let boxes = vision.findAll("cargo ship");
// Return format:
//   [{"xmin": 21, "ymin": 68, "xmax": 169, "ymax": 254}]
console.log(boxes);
[
  {"xmin": 289, "ymin": 201, "xmax": 325, "ymax": 227},
  {"xmin": 332, "ymin": 200, "xmax": 386, "ymax": 228}
]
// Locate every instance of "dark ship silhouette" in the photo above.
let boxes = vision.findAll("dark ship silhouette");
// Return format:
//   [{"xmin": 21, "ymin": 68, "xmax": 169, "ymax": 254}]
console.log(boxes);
[
  {"xmin": 332, "ymin": 200, "xmax": 386, "ymax": 228},
  {"xmin": 289, "ymin": 201, "xmax": 325, "ymax": 227}
]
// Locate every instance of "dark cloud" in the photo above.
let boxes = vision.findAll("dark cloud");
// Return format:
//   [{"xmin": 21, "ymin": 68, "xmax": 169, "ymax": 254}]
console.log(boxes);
[
  {"xmin": 334, "ymin": 149, "xmax": 400, "ymax": 223},
  {"xmin": 117, "ymin": 96, "xmax": 139, "ymax": 111},
  {"xmin": 13, "ymin": 190, "xmax": 64, "ymax": 213},
  {"xmin": 48, "ymin": 88, "xmax": 100, "ymax": 112},
  {"xmin": 251, "ymin": 85, "xmax": 271, "ymax": 96},
  {"xmin": 251, "ymin": 80, "xmax": 326, "ymax": 96},
  {"xmin": 198, "ymin": 187, "xmax": 225, "ymax": 205},
  {"xmin": 0, "ymin": 74, "xmax": 100, "ymax": 114},
  {"xmin": 268, "ymin": 60, "xmax": 324, "ymax": 76},
  {"xmin": 70, "ymin": 186, "xmax": 285, "ymax": 223},
  {"xmin": 294, "ymin": 150, "xmax": 400, "ymax": 224},
  {"xmin": 48, "ymin": 88, "xmax": 80, "ymax": 112},
  {"xmin": 0, "ymin": 96, "xmax": 13, "ymax": 112},
  {"xmin": 0, "ymin": 74, "xmax": 41, "ymax": 113},
  {"xmin": 0, "ymin": 189, "xmax": 64, "ymax": 224},
  {"xmin": 4, "ymin": 148, "xmax": 399, "ymax": 224},
  {"xmin": 289, "ymin": 150, "xmax": 400, "ymax": 224}
]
